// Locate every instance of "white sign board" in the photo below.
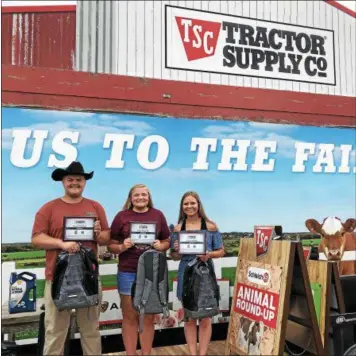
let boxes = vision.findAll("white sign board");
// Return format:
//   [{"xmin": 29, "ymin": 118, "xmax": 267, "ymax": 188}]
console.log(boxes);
[
  {"xmin": 99, "ymin": 289, "xmax": 122, "ymax": 325},
  {"xmin": 165, "ymin": 5, "xmax": 336, "ymax": 85}
]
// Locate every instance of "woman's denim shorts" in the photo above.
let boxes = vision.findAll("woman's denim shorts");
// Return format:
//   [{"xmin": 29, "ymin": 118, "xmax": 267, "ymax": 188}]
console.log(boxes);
[{"xmin": 117, "ymin": 271, "xmax": 136, "ymax": 296}]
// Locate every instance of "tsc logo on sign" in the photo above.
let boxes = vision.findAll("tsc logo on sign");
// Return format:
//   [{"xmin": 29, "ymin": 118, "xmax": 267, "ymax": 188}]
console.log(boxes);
[
  {"xmin": 254, "ymin": 226, "xmax": 275, "ymax": 259},
  {"xmin": 175, "ymin": 17, "xmax": 221, "ymax": 61}
]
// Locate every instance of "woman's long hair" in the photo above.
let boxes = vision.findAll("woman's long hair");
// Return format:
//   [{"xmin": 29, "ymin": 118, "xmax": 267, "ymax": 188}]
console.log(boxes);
[
  {"xmin": 122, "ymin": 184, "xmax": 154, "ymax": 210},
  {"xmin": 177, "ymin": 191, "xmax": 215, "ymax": 226}
]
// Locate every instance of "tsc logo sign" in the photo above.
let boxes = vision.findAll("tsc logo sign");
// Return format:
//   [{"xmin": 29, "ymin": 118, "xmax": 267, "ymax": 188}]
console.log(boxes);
[
  {"xmin": 175, "ymin": 17, "xmax": 221, "ymax": 61},
  {"xmin": 254, "ymin": 226, "xmax": 278, "ymax": 259},
  {"xmin": 165, "ymin": 5, "xmax": 335, "ymax": 85}
]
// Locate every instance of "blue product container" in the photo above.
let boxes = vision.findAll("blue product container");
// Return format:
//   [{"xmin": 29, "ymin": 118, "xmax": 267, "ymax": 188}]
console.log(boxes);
[{"xmin": 9, "ymin": 271, "xmax": 37, "ymax": 314}]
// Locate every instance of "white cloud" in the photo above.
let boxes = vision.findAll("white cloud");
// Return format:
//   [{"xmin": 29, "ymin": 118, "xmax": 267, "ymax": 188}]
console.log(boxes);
[
  {"xmin": 20, "ymin": 109, "xmax": 95, "ymax": 120},
  {"xmin": 1, "ymin": 121, "xmax": 70, "ymax": 150},
  {"xmin": 132, "ymin": 167, "xmax": 220, "ymax": 180},
  {"xmin": 2, "ymin": 129, "xmax": 15, "ymax": 149},
  {"xmin": 248, "ymin": 122, "xmax": 297, "ymax": 130},
  {"xmin": 202, "ymin": 122, "xmax": 298, "ymax": 158},
  {"xmin": 2, "ymin": 118, "xmax": 154, "ymax": 150},
  {"xmin": 201, "ymin": 122, "xmax": 356, "ymax": 163}
]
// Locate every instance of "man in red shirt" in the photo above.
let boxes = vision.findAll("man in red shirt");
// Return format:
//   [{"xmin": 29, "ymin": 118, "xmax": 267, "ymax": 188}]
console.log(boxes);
[{"xmin": 32, "ymin": 161, "xmax": 110, "ymax": 356}]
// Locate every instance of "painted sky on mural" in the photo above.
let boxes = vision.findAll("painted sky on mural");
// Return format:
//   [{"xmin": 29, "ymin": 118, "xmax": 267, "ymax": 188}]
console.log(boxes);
[{"xmin": 2, "ymin": 107, "xmax": 355, "ymax": 243}]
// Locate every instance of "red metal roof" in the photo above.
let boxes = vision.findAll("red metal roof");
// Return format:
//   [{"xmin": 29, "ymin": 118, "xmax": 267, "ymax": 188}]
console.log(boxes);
[{"xmin": 1, "ymin": 10, "xmax": 76, "ymax": 69}]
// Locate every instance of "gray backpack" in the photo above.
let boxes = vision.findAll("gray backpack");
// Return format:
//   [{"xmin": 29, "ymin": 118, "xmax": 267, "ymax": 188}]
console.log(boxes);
[
  {"xmin": 52, "ymin": 246, "xmax": 99, "ymax": 311},
  {"xmin": 131, "ymin": 249, "xmax": 170, "ymax": 333}
]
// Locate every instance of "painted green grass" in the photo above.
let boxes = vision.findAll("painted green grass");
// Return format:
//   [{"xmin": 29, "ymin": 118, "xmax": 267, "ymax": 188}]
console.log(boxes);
[
  {"xmin": 222, "ymin": 267, "xmax": 236, "ymax": 286},
  {"xmin": 100, "ymin": 275, "xmax": 117, "ymax": 289},
  {"xmin": 15, "ymin": 258, "xmax": 46, "ymax": 269},
  {"xmin": 98, "ymin": 271, "xmax": 178, "ymax": 291},
  {"xmin": 36, "ymin": 279, "xmax": 46, "ymax": 298},
  {"xmin": 99, "ymin": 259, "xmax": 117, "ymax": 264},
  {"xmin": 2, "ymin": 250, "xmax": 45, "ymax": 261}
]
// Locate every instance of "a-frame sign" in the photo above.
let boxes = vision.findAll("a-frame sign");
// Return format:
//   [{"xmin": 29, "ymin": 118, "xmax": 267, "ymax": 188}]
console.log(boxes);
[{"xmin": 225, "ymin": 226, "xmax": 324, "ymax": 355}]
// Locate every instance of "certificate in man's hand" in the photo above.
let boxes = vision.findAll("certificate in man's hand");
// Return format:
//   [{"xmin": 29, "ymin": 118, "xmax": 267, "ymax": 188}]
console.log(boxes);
[
  {"xmin": 63, "ymin": 216, "xmax": 95, "ymax": 241},
  {"xmin": 178, "ymin": 231, "xmax": 206, "ymax": 255}
]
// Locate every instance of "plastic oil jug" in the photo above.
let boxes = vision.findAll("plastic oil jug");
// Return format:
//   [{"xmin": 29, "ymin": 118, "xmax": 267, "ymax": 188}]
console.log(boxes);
[{"xmin": 9, "ymin": 272, "xmax": 37, "ymax": 314}]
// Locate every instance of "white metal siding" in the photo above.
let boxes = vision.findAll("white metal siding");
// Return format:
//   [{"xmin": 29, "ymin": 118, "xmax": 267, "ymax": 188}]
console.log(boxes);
[{"xmin": 76, "ymin": 0, "xmax": 355, "ymax": 97}]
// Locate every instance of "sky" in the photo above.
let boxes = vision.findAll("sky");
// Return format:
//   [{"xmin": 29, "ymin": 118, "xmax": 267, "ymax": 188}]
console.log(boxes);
[
  {"xmin": 2, "ymin": 0, "xmax": 356, "ymax": 12},
  {"xmin": 2, "ymin": 107, "xmax": 356, "ymax": 243}
]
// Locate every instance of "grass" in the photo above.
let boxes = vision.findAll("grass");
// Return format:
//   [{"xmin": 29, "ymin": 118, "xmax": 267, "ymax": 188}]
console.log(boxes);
[
  {"xmin": 16, "ymin": 258, "xmax": 46, "ymax": 269},
  {"xmin": 100, "ymin": 275, "xmax": 117, "ymax": 289},
  {"xmin": 16, "ymin": 330, "xmax": 39, "ymax": 340},
  {"xmin": 2, "ymin": 250, "xmax": 45, "ymax": 261},
  {"xmin": 302, "ymin": 239, "xmax": 321, "ymax": 246},
  {"xmin": 222, "ymin": 267, "xmax": 236, "ymax": 286},
  {"xmin": 36, "ymin": 280, "xmax": 45, "ymax": 298},
  {"xmin": 99, "ymin": 259, "xmax": 117, "ymax": 264}
]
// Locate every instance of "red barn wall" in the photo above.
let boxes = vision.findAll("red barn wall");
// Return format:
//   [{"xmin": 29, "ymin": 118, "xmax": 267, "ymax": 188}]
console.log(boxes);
[{"xmin": 1, "ymin": 9, "xmax": 76, "ymax": 70}]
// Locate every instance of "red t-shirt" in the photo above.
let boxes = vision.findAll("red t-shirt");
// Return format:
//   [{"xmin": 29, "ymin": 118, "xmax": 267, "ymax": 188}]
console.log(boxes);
[
  {"xmin": 110, "ymin": 208, "xmax": 170, "ymax": 273},
  {"xmin": 32, "ymin": 198, "xmax": 109, "ymax": 280}
]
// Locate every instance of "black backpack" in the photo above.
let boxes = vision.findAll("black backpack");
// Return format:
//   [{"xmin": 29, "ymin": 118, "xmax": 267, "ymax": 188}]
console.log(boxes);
[
  {"xmin": 182, "ymin": 258, "xmax": 220, "ymax": 320},
  {"xmin": 52, "ymin": 246, "xmax": 99, "ymax": 311},
  {"xmin": 131, "ymin": 249, "xmax": 170, "ymax": 333}
]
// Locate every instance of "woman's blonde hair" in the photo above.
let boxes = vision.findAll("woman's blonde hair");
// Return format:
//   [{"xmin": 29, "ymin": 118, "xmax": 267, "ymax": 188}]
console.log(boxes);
[
  {"xmin": 177, "ymin": 191, "xmax": 215, "ymax": 226},
  {"xmin": 122, "ymin": 184, "xmax": 154, "ymax": 210}
]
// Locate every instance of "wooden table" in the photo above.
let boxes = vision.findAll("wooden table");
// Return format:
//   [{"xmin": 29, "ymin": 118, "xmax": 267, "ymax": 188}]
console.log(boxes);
[{"xmin": 1, "ymin": 299, "xmax": 44, "ymax": 341}]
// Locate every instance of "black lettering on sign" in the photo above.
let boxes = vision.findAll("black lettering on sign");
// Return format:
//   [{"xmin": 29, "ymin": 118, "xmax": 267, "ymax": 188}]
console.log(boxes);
[
  {"xmin": 235, "ymin": 47, "xmax": 250, "ymax": 69},
  {"xmin": 305, "ymin": 56, "xmax": 317, "ymax": 76},
  {"xmin": 288, "ymin": 54, "xmax": 303, "ymax": 74},
  {"xmin": 268, "ymin": 29, "xmax": 282, "ymax": 50},
  {"xmin": 317, "ymin": 57, "xmax": 328, "ymax": 77},
  {"xmin": 278, "ymin": 52, "xmax": 291, "ymax": 73},
  {"xmin": 222, "ymin": 45, "xmax": 235, "ymax": 67},
  {"xmin": 222, "ymin": 21, "xmax": 238, "ymax": 44},
  {"xmin": 238, "ymin": 24, "xmax": 255, "ymax": 46},
  {"xmin": 264, "ymin": 51, "xmax": 279, "ymax": 71},
  {"xmin": 110, "ymin": 303, "xmax": 119, "ymax": 310},
  {"xmin": 311, "ymin": 35, "xmax": 326, "ymax": 55},
  {"xmin": 295, "ymin": 33, "xmax": 311, "ymax": 54},
  {"xmin": 281, "ymin": 30, "xmax": 297, "ymax": 52},
  {"xmin": 255, "ymin": 27, "xmax": 270, "ymax": 48},
  {"xmin": 251, "ymin": 49, "xmax": 265, "ymax": 70},
  {"xmin": 216, "ymin": 15, "xmax": 331, "ymax": 80}
]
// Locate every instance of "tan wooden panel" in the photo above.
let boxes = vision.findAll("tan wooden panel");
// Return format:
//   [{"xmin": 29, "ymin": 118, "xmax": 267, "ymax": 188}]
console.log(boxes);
[{"xmin": 307, "ymin": 260, "xmax": 331, "ymax": 347}]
